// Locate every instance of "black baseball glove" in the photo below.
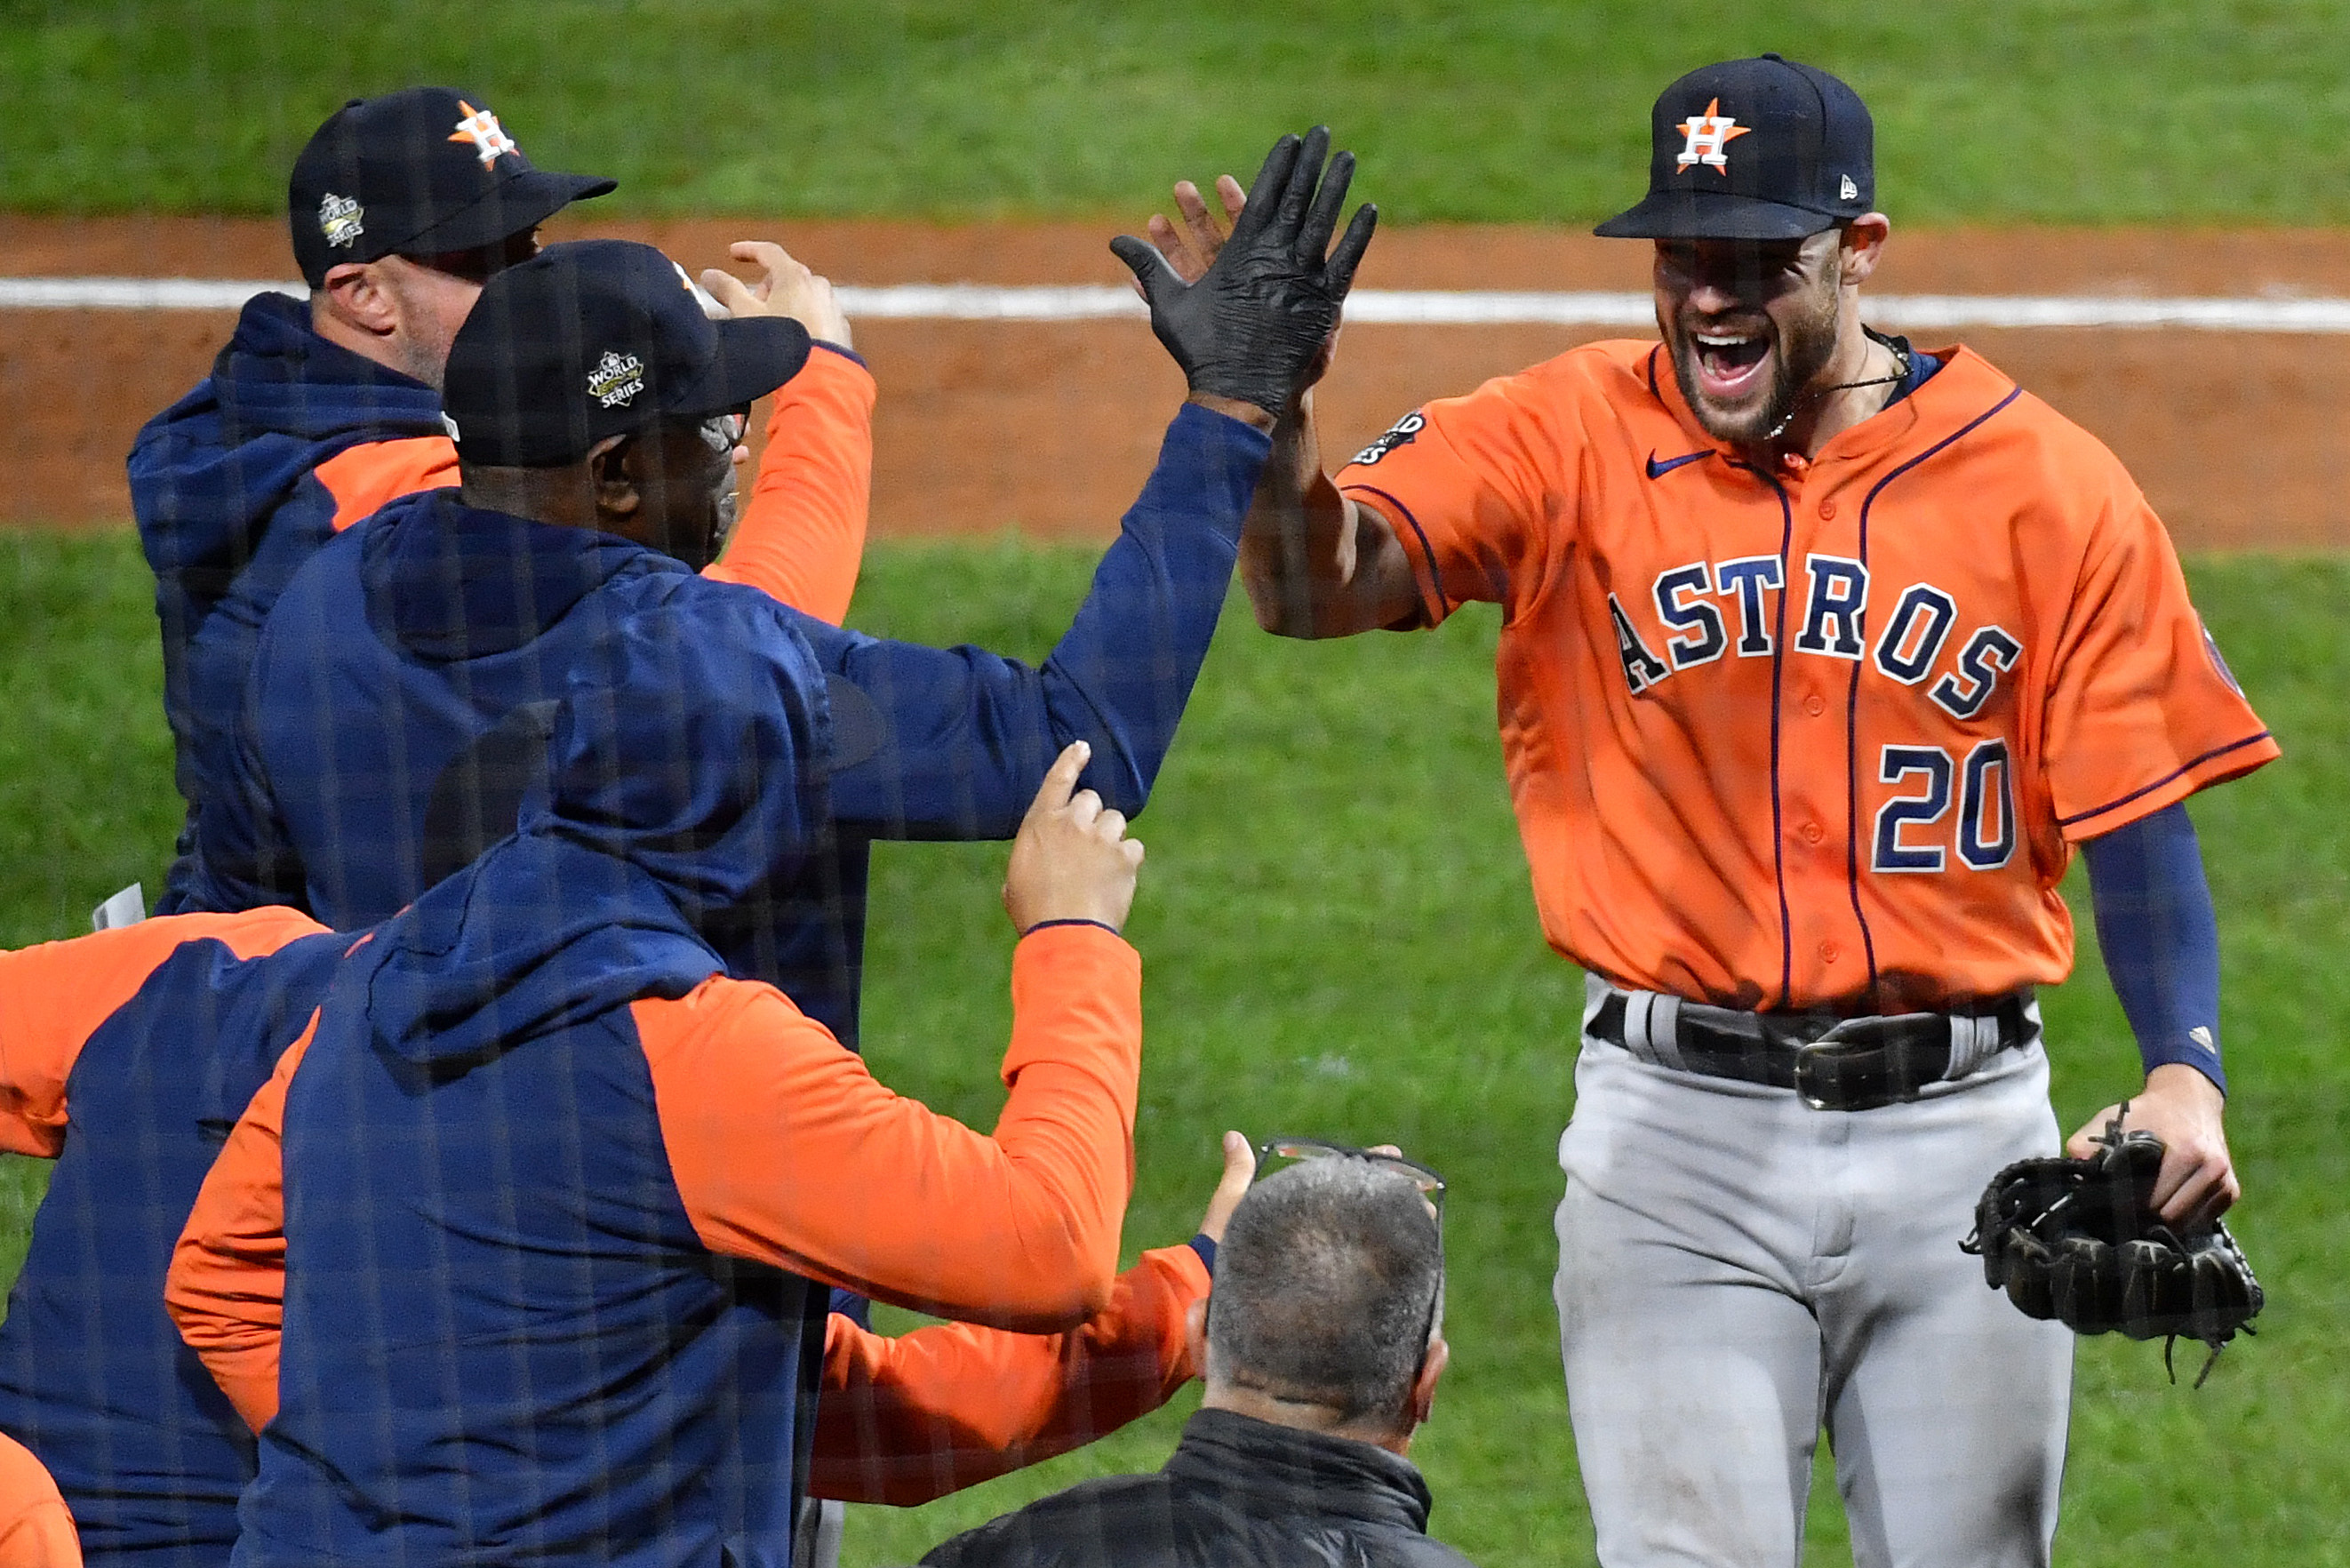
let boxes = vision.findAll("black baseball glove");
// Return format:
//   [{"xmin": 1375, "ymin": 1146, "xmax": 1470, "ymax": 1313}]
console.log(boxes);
[{"xmin": 1962, "ymin": 1109, "xmax": 2263, "ymax": 1385}]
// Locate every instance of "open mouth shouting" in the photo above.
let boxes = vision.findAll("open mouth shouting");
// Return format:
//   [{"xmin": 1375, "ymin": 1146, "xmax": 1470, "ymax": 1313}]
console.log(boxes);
[{"xmin": 1687, "ymin": 324, "xmax": 1773, "ymax": 405}]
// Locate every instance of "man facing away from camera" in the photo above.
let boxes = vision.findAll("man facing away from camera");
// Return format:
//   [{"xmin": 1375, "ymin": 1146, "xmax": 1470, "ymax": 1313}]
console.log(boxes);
[{"xmin": 922, "ymin": 1148, "xmax": 1475, "ymax": 1568}]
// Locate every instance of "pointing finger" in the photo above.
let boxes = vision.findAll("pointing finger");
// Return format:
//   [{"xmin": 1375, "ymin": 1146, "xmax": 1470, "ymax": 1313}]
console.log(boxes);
[
  {"xmin": 699, "ymin": 268, "xmax": 760, "ymax": 317},
  {"xmin": 1024, "ymin": 741, "xmax": 1091, "ymax": 823}
]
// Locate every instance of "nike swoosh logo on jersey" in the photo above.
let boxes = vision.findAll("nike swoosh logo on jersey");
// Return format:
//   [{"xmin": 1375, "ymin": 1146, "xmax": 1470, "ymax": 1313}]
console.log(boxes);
[{"xmin": 1645, "ymin": 449, "xmax": 1711, "ymax": 479}]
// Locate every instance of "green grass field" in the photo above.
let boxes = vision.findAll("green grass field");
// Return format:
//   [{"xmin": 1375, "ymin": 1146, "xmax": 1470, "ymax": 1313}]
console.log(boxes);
[
  {"xmin": 0, "ymin": 532, "xmax": 2341, "ymax": 1565},
  {"xmin": 4, "ymin": 3, "xmax": 2346, "ymax": 1559},
  {"xmin": 7, "ymin": 1, "xmax": 2350, "ymax": 225}
]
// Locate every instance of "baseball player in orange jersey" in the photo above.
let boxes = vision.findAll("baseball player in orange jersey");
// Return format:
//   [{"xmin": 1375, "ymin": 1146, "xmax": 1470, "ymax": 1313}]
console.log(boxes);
[{"xmin": 1140, "ymin": 56, "xmax": 2277, "ymax": 1568}]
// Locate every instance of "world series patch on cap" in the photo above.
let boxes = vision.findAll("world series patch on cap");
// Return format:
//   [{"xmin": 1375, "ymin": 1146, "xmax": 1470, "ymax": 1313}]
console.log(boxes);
[
  {"xmin": 287, "ymin": 86, "xmax": 616, "ymax": 286},
  {"xmin": 1595, "ymin": 53, "xmax": 1874, "ymax": 241},
  {"xmin": 442, "ymin": 239, "xmax": 812, "ymax": 468}
]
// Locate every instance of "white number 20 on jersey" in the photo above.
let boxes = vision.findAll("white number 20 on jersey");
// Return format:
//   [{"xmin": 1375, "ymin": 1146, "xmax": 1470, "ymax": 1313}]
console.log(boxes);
[{"xmin": 1872, "ymin": 740, "xmax": 2016, "ymax": 873}]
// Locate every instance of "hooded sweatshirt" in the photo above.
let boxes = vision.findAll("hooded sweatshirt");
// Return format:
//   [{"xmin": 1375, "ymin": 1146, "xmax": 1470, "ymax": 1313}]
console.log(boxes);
[
  {"xmin": 177, "ymin": 401, "xmax": 1265, "ymax": 1048},
  {"xmin": 131, "ymin": 292, "xmax": 875, "ymax": 915},
  {"xmin": 169, "ymin": 653, "xmax": 1151, "ymax": 1568},
  {"xmin": 0, "ymin": 908, "xmax": 345, "ymax": 1566},
  {"xmin": 129, "ymin": 293, "xmax": 456, "ymax": 909}
]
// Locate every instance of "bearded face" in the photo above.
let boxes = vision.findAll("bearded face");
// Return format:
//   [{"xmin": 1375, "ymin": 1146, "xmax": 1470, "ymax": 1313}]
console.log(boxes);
[{"xmin": 1656, "ymin": 231, "xmax": 1847, "ymax": 447}]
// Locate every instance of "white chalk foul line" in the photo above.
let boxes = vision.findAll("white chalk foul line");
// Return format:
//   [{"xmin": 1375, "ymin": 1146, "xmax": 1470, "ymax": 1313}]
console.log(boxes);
[{"xmin": 6, "ymin": 276, "xmax": 2350, "ymax": 332}]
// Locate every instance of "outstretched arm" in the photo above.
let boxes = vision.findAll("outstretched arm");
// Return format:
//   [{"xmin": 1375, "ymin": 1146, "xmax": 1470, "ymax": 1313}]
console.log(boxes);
[
  {"xmin": 809, "ymin": 1132, "xmax": 1252, "ymax": 1504},
  {"xmin": 1137, "ymin": 172, "xmax": 1418, "ymax": 638},
  {"xmin": 1240, "ymin": 397, "xmax": 1423, "ymax": 639},
  {"xmin": 699, "ymin": 241, "xmax": 874, "ymax": 626},
  {"xmin": 644, "ymin": 748, "xmax": 1152, "ymax": 1330},
  {"xmin": 803, "ymin": 129, "xmax": 1379, "ymax": 838}
]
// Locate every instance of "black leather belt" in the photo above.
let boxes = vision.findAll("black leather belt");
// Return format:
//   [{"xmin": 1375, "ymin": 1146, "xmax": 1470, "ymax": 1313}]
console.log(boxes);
[{"xmin": 1587, "ymin": 990, "xmax": 2038, "ymax": 1111}]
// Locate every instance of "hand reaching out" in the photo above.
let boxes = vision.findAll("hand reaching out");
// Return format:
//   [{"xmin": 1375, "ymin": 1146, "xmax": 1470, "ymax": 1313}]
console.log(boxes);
[
  {"xmin": 700, "ymin": 241, "xmax": 854, "ymax": 348},
  {"xmin": 1195, "ymin": 1132, "xmax": 1259, "ymax": 1244},
  {"xmin": 1147, "ymin": 176, "xmax": 1247, "ymax": 286},
  {"xmin": 1111, "ymin": 126, "xmax": 1375, "ymax": 420},
  {"xmin": 1139, "ymin": 174, "xmax": 1346, "ymax": 394},
  {"xmin": 1003, "ymin": 742, "xmax": 1146, "ymax": 935}
]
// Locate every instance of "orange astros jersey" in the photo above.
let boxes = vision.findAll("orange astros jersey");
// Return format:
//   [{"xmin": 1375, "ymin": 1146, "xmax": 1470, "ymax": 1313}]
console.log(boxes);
[{"xmin": 1338, "ymin": 340, "xmax": 2277, "ymax": 1014}]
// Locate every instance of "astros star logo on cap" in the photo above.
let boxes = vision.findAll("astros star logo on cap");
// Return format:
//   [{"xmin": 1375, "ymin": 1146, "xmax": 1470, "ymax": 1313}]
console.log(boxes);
[
  {"xmin": 448, "ymin": 100, "xmax": 520, "ymax": 168},
  {"xmin": 1675, "ymin": 98, "xmax": 1749, "ymax": 174}
]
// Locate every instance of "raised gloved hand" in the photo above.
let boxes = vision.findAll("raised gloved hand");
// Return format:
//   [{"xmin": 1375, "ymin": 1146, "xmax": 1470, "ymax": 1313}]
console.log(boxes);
[
  {"xmin": 1110, "ymin": 126, "xmax": 1376, "ymax": 418},
  {"xmin": 1962, "ymin": 1108, "xmax": 2264, "ymax": 1385}
]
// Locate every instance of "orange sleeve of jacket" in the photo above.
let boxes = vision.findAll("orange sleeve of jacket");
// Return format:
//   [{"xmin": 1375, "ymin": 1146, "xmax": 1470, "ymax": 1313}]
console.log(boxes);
[
  {"xmin": 638, "ymin": 922, "xmax": 1142, "ymax": 1332},
  {"xmin": 0, "ymin": 1433, "xmax": 79, "ymax": 1568},
  {"xmin": 0, "ymin": 908, "xmax": 328, "ymax": 1157},
  {"xmin": 163, "ymin": 1019, "xmax": 315, "ymax": 1434},
  {"xmin": 809, "ymin": 1240, "xmax": 1207, "ymax": 1505},
  {"xmin": 313, "ymin": 436, "xmax": 460, "ymax": 530},
  {"xmin": 701, "ymin": 344, "xmax": 875, "ymax": 624}
]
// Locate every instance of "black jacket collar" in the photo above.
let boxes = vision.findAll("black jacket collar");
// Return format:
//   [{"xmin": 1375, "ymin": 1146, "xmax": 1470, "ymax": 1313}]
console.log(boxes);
[{"xmin": 1164, "ymin": 1407, "xmax": 1435, "ymax": 1535}]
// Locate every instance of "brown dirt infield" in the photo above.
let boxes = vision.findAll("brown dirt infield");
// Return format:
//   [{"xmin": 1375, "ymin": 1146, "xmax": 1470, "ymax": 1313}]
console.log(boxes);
[{"xmin": 4, "ymin": 214, "xmax": 2347, "ymax": 548}]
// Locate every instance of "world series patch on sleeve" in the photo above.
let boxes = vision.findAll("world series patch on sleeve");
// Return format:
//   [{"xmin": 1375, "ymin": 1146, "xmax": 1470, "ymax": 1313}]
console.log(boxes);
[{"xmin": 1962, "ymin": 1112, "xmax": 2264, "ymax": 1385}]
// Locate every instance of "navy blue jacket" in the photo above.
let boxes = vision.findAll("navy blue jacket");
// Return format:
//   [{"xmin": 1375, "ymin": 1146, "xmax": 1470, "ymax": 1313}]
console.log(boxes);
[
  {"xmin": 178, "ymin": 402, "xmax": 1264, "ymax": 1047},
  {"xmin": 0, "ymin": 912, "xmax": 348, "ymax": 1566},
  {"xmin": 241, "ymin": 628, "xmax": 828, "ymax": 1566},
  {"xmin": 130, "ymin": 292, "xmax": 455, "ymax": 911}
]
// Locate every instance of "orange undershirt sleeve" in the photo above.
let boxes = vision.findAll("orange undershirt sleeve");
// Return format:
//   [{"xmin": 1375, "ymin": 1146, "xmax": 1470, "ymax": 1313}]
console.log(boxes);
[
  {"xmin": 639, "ymin": 923, "xmax": 1142, "ymax": 1332},
  {"xmin": 312, "ymin": 436, "xmax": 460, "ymax": 531},
  {"xmin": 164, "ymin": 1019, "xmax": 316, "ymax": 1434},
  {"xmin": 0, "ymin": 908, "xmax": 327, "ymax": 1157},
  {"xmin": 702, "ymin": 345, "xmax": 875, "ymax": 624},
  {"xmin": 809, "ymin": 1241, "xmax": 1208, "ymax": 1505},
  {"xmin": 0, "ymin": 1433, "xmax": 79, "ymax": 1568}
]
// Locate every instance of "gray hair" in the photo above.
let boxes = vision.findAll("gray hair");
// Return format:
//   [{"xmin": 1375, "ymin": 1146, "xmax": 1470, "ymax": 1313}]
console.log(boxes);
[{"xmin": 1205, "ymin": 1156, "xmax": 1443, "ymax": 1423}]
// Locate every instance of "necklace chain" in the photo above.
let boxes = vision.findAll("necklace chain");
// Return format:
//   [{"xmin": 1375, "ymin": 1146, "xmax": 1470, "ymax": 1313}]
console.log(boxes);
[{"xmin": 1762, "ymin": 338, "xmax": 1914, "ymax": 444}]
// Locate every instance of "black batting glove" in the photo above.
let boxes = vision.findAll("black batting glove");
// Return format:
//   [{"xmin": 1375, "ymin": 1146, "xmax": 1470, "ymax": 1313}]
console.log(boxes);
[{"xmin": 1111, "ymin": 126, "xmax": 1378, "ymax": 418}]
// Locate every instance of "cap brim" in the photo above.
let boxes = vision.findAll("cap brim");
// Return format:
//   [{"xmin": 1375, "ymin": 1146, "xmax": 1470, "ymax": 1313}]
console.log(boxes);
[
  {"xmin": 396, "ymin": 170, "xmax": 618, "ymax": 257},
  {"xmin": 667, "ymin": 316, "xmax": 815, "ymax": 417},
  {"xmin": 1594, "ymin": 189, "xmax": 1836, "ymax": 241}
]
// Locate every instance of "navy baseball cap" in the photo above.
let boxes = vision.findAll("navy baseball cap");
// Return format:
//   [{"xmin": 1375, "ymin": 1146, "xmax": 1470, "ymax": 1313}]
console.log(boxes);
[
  {"xmin": 442, "ymin": 239, "xmax": 812, "ymax": 468},
  {"xmin": 1595, "ymin": 55, "xmax": 1874, "ymax": 241},
  {"xmin": 288, "ymin": 87, "xmax": 615, "ymax": 286}
]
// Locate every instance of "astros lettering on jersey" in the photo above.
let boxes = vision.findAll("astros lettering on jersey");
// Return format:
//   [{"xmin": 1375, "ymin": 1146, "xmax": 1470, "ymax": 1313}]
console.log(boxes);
[{"xmin": 1339, "ymin": 340, "xmax": 2276, "ymax": 1014}]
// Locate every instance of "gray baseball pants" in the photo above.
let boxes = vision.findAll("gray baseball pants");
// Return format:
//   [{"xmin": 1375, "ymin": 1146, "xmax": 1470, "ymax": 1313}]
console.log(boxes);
[{"xmin": 1553, "ymin": 982, "xmax": 2073, "ymax": 1568}]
